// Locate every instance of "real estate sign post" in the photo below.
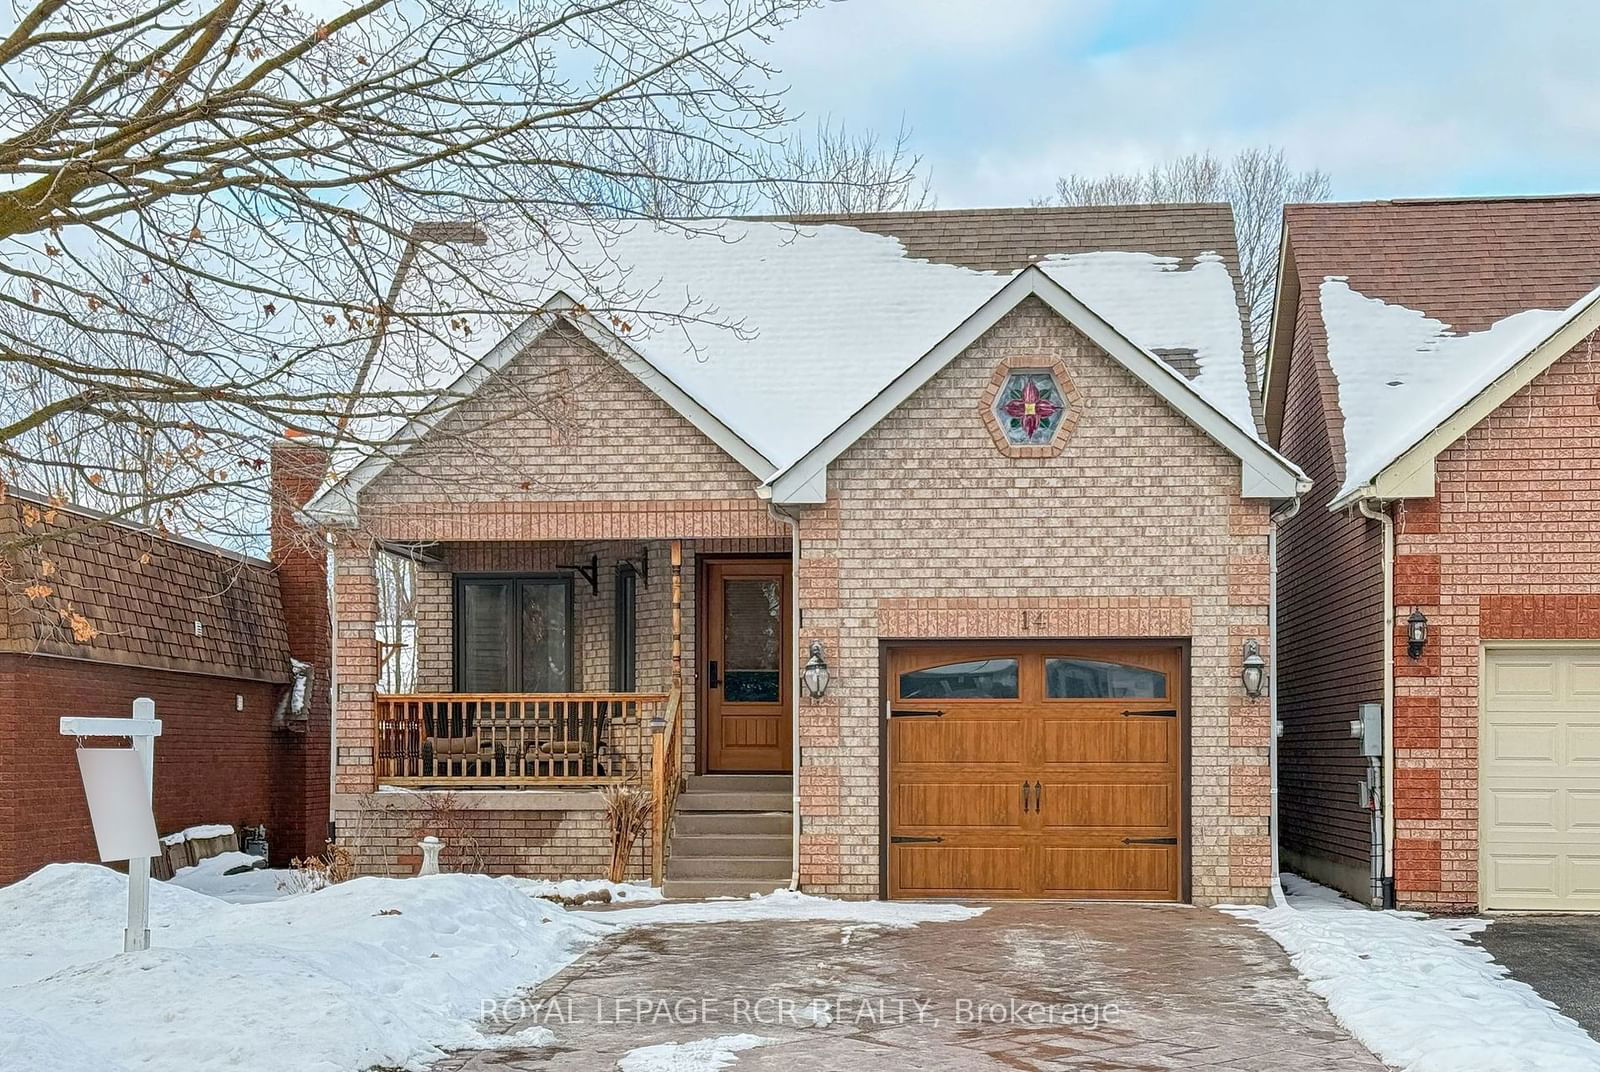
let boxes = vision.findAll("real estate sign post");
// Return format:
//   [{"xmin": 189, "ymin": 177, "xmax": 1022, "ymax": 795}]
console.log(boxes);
[{"xmin": 60, "ymin": 698, "xmax": 163, "ymax": 952}]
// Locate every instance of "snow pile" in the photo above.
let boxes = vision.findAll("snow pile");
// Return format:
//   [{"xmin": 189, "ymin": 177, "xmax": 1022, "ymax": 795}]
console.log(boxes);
[
  {"xmin": 580, "ymin": 887, "xmax": 985, "ymax": 928},
  {"xmin": 1319, "ymin": 278, "xmax": 1600, "ymax": 498},
  {"xmin": 1224, "ymin": 874, "xmax": 1600, "ymax": 1072},
  {"xmin": 499, "ymin": 875, "xmax": 663, "ymax": 903},
  {"xmin": 617, "ymin": 1033, "xmax": 777, "ymax": 1072},
  {"xmin": 167, "ymin": 851, "xmax": 294, "ymax": 904},
  {"xmin": 0, "ymin": 863, "xmax": 607, "ymax": 1072}
]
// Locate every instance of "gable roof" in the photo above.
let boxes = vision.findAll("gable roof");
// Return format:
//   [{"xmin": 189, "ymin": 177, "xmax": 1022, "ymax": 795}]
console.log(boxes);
[
  {"xmin": 765, "ymin": 264, "xmax": 1305, "ymax": 503},
  {"xmin": 1265, "ymin": 195, "xmax": 1600, "ymax": 505},
  {"xmin": 308, "ymin": 207, "xmax": 1297, "ymax": 520}
]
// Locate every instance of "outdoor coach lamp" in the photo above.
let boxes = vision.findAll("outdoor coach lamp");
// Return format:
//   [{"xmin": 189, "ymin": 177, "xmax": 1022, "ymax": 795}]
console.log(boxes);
[
  {"xmin": 1407, "ymin": 608, "xmax": 1429, "ymax": 659},
  {"xmin": 1241, "ymin": 638, "xmax": 1266, "ymax": 699},
  {"xmin": 801, "ymin": 641, "xmax": 831, "ymax": 700}
]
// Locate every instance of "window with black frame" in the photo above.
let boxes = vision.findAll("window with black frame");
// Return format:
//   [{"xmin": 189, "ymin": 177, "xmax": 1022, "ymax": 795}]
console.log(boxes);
[
  {"xmin": 612, "ymin": 564, "xmax": 637, "ymax": 692},
  {"xmin": 454, "ymin": 575, "xmax": 573, "ymax": 692}
]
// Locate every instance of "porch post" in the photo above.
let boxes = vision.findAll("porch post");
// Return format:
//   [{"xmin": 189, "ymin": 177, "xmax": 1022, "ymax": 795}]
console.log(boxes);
[
  {"xmin": 651, "ymin": 540, "xmax": 685, "ymax": 888},
  {"xmin": 670, "ymin": 539, "xmax": 683, "ymax": 692}
]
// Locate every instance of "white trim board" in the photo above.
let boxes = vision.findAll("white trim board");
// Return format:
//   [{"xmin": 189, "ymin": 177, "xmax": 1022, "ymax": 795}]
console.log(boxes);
[{"xmin": 763, "ymin": 266, "xmax": 1309, "ymax": 505}]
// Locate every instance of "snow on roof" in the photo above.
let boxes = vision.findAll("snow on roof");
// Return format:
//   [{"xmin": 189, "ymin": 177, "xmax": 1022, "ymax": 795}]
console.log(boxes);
[
  {"xmin": 1036, "ymin": 251, "xmax": 1255, "ymax": 435},
  {"xmin": 340, "ymin": 218, "xmax": 1263, "ymax": 502},
  {"xmin": 1319, "ymin": 278, "xmax": 1600, "ymax": 498}
]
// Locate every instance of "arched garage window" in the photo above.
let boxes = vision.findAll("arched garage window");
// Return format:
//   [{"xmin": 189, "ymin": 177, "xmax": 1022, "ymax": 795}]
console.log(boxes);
[{"xmin": 1045, "ymin": 657, "xmax": 1166, "ymax": 699}]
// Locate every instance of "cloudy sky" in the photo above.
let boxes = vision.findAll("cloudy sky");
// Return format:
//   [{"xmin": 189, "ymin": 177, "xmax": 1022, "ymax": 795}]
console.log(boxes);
[{"xmin": 758, "ymin": 0, "xmax": 1600, "ymax": 207}]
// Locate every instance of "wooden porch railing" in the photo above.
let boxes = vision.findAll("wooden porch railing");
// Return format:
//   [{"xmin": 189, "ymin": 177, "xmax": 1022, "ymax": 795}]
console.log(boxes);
[{"xmin": 374, "ymin": 692, "xmax": 667, "ymax": 787}]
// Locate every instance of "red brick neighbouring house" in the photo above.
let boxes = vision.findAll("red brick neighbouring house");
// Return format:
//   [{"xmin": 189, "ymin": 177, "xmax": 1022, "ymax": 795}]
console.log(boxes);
[
  {"xmin": 303, "ymin": 207, "xmax": 1308, "ymax": 905},
  {"xmin": 1266, "ymin": 195, "xmax": 1600, "ymax": 912},
  {"xmin": 0, "ymin": 451, "xmax": 331, "ymax": 884}
]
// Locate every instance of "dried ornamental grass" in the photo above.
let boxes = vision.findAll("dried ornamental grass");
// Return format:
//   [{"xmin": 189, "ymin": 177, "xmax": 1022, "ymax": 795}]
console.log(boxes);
[{"xmin": 602, "ymin": 783, "xmax": 653, "ymax": 884}]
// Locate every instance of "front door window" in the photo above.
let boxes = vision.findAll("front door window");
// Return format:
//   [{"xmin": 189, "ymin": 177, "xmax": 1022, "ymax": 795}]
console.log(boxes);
[{"xmin": 722, "ymin": 578, "xmax": 781, "ymax": 702}]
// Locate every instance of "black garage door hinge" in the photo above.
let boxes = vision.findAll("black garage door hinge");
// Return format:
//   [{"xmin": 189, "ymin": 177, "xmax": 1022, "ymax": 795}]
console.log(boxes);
[
  {"xmin": 890, "ymin": 835, "xmax": 945, "ymax": 844},
  {"xmin": 890, "ymin": 709, "xmax": 945, "ymax": 718},
  {"xmin": 1121, "ymin": 836, "xmax": 1178, "ymax": 845},
  {"xmin": 1121, "ymin": 708, "xmax": 1178, "ymax": 718}
]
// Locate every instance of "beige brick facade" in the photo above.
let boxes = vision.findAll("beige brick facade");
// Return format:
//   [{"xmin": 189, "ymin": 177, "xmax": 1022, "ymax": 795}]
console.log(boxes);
[
  {"xmin": 792, "ymin": 298, "xmax": 1273, "ymax": 904},
  {"xmin": 331, "ymin": 306, "xmax": 1279, "ymax": 903},
  {"xmin": 1389, "ymin": 327, "xmax": 1600, "ymax": 910}
]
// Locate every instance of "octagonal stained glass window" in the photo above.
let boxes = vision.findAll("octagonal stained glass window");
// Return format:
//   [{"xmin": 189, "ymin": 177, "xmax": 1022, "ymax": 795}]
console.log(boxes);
[{"xmin": 993, "ymin": 370, "xmax": 1067, "ymax": 446}]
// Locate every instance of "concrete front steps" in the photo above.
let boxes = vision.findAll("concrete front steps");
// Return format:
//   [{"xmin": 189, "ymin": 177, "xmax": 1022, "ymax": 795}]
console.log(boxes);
[{"xmin": 663, "ymin": 774, "xmax": 793, "ymax": 899}]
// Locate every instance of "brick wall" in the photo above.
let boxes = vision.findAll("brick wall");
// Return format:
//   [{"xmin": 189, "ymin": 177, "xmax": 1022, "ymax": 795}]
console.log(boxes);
[
  {"xmin": 0, "ymin": 655, "xmax": 286, "ymax": 883},
  {"xmin": 793, "ymin": 297, "xmax": 1275, "ymax": 905},
  {"xmin": 336, "ymin": 795, "xmax": 651, "ymax": 882},
  {"xmin": 1274, "ymin": 294, "xmax": 1386, "ymax": 901},
  {"xmin": 1390, "ymin": 327, "xmax": 1600, "ymax": 910}
]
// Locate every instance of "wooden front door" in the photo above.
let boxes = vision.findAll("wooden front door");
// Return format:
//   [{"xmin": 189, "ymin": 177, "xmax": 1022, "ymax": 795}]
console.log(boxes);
[
  {"xmin": 887, "ymin": 642, "xmax": 1183, "ymax": 900},
  {"xmin": 702, "ymin": 558, "xmax": 792, "ymax": 773}
]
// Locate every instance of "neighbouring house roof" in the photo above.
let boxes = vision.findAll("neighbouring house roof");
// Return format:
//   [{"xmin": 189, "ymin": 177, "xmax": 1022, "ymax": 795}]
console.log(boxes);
[
  {"xmin": 0, "ymin": 488, "xmax": 291, "ymax": 682},
  {"xmin": 309, "ymin": 206, "xmax": 1304, "ymax": 519},
  {"xmin": 1265, "ymin": 195, "xmax": 1600, "ymax": 506}
]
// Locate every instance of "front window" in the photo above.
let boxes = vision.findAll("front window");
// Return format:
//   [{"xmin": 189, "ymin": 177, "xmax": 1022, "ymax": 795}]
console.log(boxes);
[{"xmin": 454, "ymin": 575, "xmax": 573, "ymax": 692}]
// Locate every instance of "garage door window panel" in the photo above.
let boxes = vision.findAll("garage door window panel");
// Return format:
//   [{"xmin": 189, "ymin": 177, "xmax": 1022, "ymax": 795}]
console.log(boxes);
[
  {"xmin": 1045, "ymin": 657, "xmax": 1167, "ymax": 699},
  {"xmin": 898, "ymin": 658, "xmax": 1020, "ymax": 700}
]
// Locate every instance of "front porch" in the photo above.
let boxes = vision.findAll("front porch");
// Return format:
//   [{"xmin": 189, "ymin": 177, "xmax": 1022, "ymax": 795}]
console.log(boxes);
[{"xmin": 334, "ymin": 534, "xmax": 790, "ymax": 884}]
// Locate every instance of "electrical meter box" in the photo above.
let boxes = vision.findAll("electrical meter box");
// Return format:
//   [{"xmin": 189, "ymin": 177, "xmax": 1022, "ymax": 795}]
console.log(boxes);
[{"xmin": 1349, "ymin": 702, "xmax": 1382, "ymax": 758}]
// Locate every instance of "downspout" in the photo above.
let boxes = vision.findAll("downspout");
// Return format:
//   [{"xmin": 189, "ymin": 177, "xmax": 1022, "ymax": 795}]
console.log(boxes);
[
  {"xmin": 764, "ymin": 496, "xmax": 803, "ymax": 892},
  {"xmin": 1267, "ymin": 495, "xmax": 1303, "ymax": 908},
  {"xmin": 324, "ymin": 530, "xmax": 340, "ymax": 844},
  {"xmin": 1357, "ymin": 497, "xmax": 1397, "ymax": 909}
]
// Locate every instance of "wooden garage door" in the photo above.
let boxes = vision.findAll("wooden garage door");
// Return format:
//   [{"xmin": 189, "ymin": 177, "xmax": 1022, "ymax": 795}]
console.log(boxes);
[
  {"xmin": 887, "ymin": 643, "xmax": 1182, "ymax": 901},
  {"xmin": 1481, "ymin": 647, "xmax": 1600, "ymax": 912}
]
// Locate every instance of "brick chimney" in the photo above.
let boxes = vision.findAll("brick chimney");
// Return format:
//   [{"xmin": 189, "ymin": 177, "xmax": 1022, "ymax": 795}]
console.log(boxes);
[{"xmin": 268, "ymin": 437, "xmax": 333, "ymax": 864}]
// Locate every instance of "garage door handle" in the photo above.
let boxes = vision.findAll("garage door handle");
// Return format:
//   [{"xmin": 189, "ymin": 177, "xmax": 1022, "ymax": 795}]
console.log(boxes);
[
  {"xmin": 890, "ymin": 835, "xmax": 944, "ymax": 844},
  {"xmin": 1121, "ymin": 837, "xmax": 1178, "ymax": 845},
  {"xmin": 1122, "ymin": 708, "xmax": 1178, "ymax": 718},
  {"xmin": 890, "ymin": 709, "xmax": 944, "ymax": 718},
  {"xmin": 1022, "ymin": 782, "xmax": 1030, "ymax": 813}
]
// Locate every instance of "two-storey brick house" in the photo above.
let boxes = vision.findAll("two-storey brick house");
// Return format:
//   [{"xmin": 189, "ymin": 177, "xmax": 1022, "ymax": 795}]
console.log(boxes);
[
  {"xmin": 301, "ymin": 206, "xmax": 1307, "ymax": 904},
  {"xmin": 1267, "ymin": 195, "xmax": 1600, "ymax": 912}
]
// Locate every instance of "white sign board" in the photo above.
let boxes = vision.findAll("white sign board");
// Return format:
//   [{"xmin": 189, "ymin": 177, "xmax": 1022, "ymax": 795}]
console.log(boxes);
[{"xmin": 75, "ymin": 747, "xmax": 160, "ymax": 862}]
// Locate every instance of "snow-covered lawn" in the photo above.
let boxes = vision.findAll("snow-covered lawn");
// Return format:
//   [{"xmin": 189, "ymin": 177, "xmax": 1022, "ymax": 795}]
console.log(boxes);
[
  {"xmin": 1224, "ymin": 874, "xmax": 1600, "ymax": 1072},
  {"xmin": 0, "ymin": 865, "xmax": 979, "ymax": 1072}
]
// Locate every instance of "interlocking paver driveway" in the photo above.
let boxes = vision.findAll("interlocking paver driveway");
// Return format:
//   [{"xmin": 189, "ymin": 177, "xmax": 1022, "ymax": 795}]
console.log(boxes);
[{"xmin": 434, "ymin": 902, "xmax": 1387, "ymax": 1071}]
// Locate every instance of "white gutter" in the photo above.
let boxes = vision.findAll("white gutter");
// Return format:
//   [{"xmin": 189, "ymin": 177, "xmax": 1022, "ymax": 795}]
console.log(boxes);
[
  {"xmin": 1267, "ymin": 494, "xmax": 1304, "ymax": 908},
  {"xmin": 1357, "ymin": 498, "xmax": 1396, "ymax": 907},
  {"xmin": 762, "ymin": 493, "xmax": 803, "ymax": 892}
]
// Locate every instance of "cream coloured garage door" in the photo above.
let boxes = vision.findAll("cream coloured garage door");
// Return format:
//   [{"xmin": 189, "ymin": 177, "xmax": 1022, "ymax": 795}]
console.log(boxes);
[{"xmin": 1481, "ymin": 647, "xmax": 1600, "ymax": 911}]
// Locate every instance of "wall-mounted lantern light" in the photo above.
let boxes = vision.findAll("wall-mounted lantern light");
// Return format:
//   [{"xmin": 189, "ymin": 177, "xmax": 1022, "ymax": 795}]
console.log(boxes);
[
  {"xmin": 1407, "ymin": 608, "xmax": 1429, "ymax": 659},
  {"xmin": 801, "ymin": 641, "xmax": 831, "ymax": 700},
  {"xmin": 1241, "ymin": 638, "xmax": 1266, "ymax": 698}
]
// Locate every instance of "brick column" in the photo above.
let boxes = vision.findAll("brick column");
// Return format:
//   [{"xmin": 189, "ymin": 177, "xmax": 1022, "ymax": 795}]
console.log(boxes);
[
  {"xmin": 269, "ymin": 438, "xmax": 332, "ymax": 863},
  {"xmin": 332, "ymin": 534, "xmax": 380, "ymax": 794}
]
